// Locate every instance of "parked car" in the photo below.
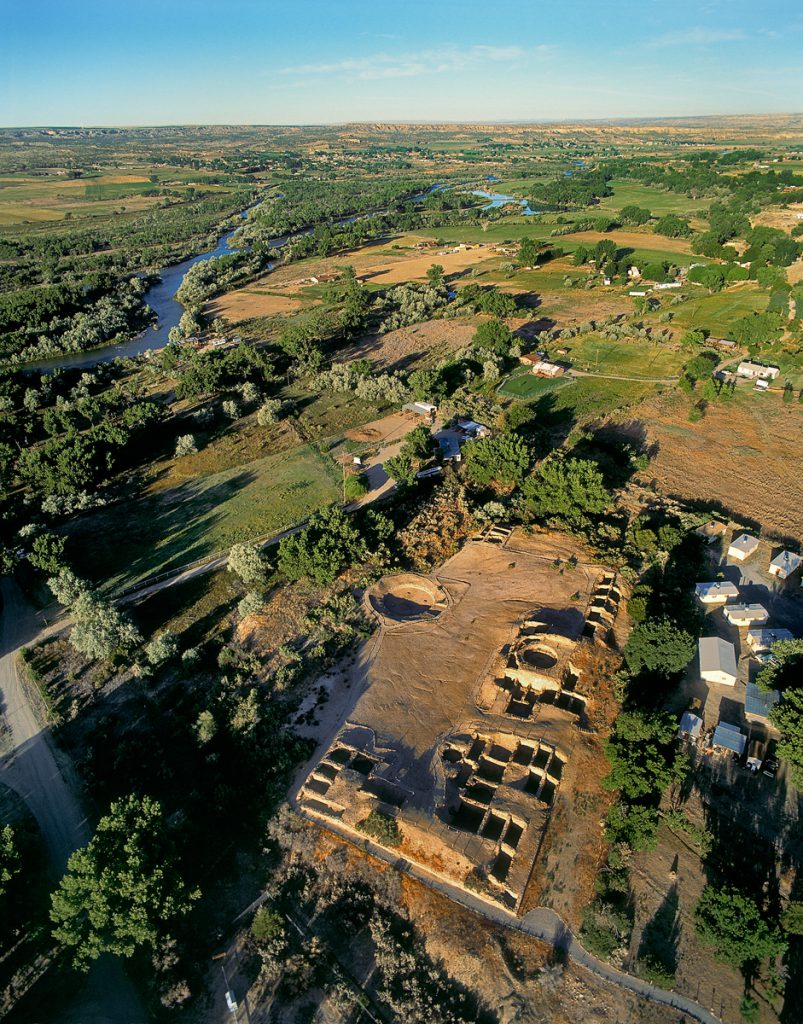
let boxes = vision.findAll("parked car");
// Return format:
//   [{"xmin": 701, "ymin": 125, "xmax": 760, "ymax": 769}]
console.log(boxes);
[{"xmin": 762, "ymin": 756, "xmax": 780, "ymax": 778}]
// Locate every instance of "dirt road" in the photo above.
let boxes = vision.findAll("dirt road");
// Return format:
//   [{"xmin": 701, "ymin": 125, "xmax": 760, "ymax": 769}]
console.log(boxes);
[{"xmin": 0, "ymin": 578, "xmax": 147, "ymax": 1023}]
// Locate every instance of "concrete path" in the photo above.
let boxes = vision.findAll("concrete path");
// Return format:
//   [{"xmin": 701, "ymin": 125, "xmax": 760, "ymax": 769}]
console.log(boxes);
[
  {"xmin": 294, "ymin": 807, "xmax": 722, "ymax": 1024},
  {"xmin": 0, "ymin": 579, "xmax": 147, "ymax": 1023}
]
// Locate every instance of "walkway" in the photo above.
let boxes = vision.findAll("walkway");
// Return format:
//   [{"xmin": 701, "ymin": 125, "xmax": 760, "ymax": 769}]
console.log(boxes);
[{"xmin": 294, "ymin": 806, "xmax": 722, "ymax": 1024}]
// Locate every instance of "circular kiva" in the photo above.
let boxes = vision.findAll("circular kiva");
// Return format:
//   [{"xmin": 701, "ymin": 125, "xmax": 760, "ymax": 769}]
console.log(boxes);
[{"xmin": 367, "ymin": 573, "xmax": 449, "ymax": 624}]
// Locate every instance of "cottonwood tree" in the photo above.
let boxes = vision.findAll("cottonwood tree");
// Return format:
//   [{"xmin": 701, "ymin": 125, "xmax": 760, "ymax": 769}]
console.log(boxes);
[
  {"xmin": 278, "ymin": 505, "xmax": 367, "ymax": 585},
  {"xmin": 51, "ymin": 794, "xmax": 198, "ymax": 970},
  {"xmin": 462, "ymin": 433, "xmax": 532, "ymax": 491},
  {"xmin": 69, "ymin": 591, "xmax": 141, "ymax": 661},
  {"xmin": 624, "ymin": 617, "xmax": 695, "ymax": 676},
  {"xmin": 228, "ymin": 543, "xmax": 270, "ymax": 589},
  {"xmin": 694, "ymin": 885, "xmax": 785, "ymax": 973},
  {"xmin": 523, "ymin": 456, "xmax": 610, "ymax": 525},
  {"xmin": 603, "ymin": 711, "xmax": 686, "ymax": 800}
]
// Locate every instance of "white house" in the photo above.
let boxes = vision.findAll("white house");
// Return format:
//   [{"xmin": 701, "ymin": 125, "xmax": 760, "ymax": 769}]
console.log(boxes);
[
  {"xmin": 402, "ymin": 401, "xmax": 437, "ymax": 421},
  {"xmin": 695, "ymin": 581, "xmax": 740, "ymax": 605},
  {"xmin": 699, "ymin": 636, "xmax": 738, "ymax": 686},
  {"xmin": 723, "ymin": 603, "xmax": 769, "ymax": 627},
  {"xmin": 528, "ymin": 360, "xmax": 565, "ymax": 378},
  {"xmin": 627, "ymin": 265, "xmax": 641, "ymax": 278},
  {"xmin": 746, "ymin": 627, "xmax": 794, "ymax": 653},
  {"xmin": 728, "ymin": 534, "xmax": 760, "ymax": 561},
  {"xmin": 769, "ymin": 550, "xmax": 802, "ymax": 580},
  {"xmin": 737, "ymin": 361, "xmax": 780, "ymax": 380}
]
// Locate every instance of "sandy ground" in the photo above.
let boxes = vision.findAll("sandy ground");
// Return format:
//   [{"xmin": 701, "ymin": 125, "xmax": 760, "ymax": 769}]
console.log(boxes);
[
  {"xmin": 357, "ymin": 244, "xmax": 496, "ymax": 284},
  {"xmin": 618, "ymin": 390, "xmax": 803, "ymax": 538},
  {"xmin": 206, "ymin": 287, "xmax": 309, "ymax": 321}
]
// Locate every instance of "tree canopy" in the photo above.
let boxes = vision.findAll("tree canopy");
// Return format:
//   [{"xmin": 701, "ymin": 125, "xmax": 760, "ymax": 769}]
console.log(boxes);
[
  {"xmin": 522, "ymin": 456, "xmax": 610, "ymax": 526},
  {"xmin": 603, "ymin": 710, "xmax": 686, "ymax": 800},
  {"xmin": 461, "ymin": 432, "xmax": 532, "ymax": 491},
  {"xmin": 278, "ymin": 505, "xmax": 367, "ymax": 585},
  {"xmin": 50, "ymin": 794, "xmax": 198, "ymax": 970},
  {"xmin": 624, "ymin": 617, "xmax": 695, "ymax": 676},
  {"xmin": 694, "ymin": 885, "xmax": 785, "ymax": 971}
]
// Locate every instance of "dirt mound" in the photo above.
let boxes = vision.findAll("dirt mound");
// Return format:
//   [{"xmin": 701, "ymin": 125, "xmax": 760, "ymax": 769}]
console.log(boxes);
[{"xmin": 367, "ymin": 573, "xmax": 449, "ymax": 624}]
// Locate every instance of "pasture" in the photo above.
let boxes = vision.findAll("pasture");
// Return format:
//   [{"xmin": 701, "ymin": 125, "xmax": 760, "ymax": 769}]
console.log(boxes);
[
  {"xmin": 659, "ymin": 286, "xmax": 768, "ymax": 336},
  {"xmin": 64, "ymin": 439, "xmax": 340, "ymax": 593}
]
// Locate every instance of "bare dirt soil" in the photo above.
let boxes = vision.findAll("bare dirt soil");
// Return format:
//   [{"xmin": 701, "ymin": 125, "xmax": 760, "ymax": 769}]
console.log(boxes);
[
  {"xmin": 340, "ymin": 316, "xmax": 480, "ymax": 370},
  {"xmin": 344, "ymin": 410, "xmax": 413, "ymax": 444},
  {"xmin": 618, "ymin": 390, "xmax": 803, "ymax": 538},
  {"xmin": 751, "ymin": 203, "xmax": 803, "ymax": 233},
  {"xmin": 206, "ymin": 288, "xmax": 310, "ymax": 320}
]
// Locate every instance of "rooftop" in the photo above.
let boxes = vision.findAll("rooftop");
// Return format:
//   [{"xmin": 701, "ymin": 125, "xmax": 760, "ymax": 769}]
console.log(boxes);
[
  {"xmin": 678, "ymin": 711, "xmax": 703, "ymax": 738},
  {"xmin": 712, "ymin": 721, "xmax": 747, "ymax": 755},
  {"xmin": 746, "ymin": 628, "xmax": 795, "ymax": 651},
  {"xmin": 770, "ymin": 550, "xmax": 802, "ymax": 574},
  {"xmin": 745, "ymin": 682, "xmax": 781, "ymax": 720},
  {"xmin": 695, "ymin": 581, "xmax": 740, "ymax": 600},
  {"xmin": 699, "ymin": 636, "xmax": 738, "ymax": 677},
  {"xmin": 728, "ymin": 533, "xmax": 760, "ymax": 555}
]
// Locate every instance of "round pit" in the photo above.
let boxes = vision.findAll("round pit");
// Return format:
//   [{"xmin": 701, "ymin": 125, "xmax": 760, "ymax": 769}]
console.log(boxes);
[{"xmin": 367, "ymin": 573, "xmax": 448, "ymax": 624}]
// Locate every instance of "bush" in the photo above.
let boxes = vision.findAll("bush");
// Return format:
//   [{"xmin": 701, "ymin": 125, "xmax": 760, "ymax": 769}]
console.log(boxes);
[
  {"xmin": 145, "ymin": 632, "xmax": 178, "ymax": 667},
  {"xmin": 228, "ymin": 543, "xmax": 270, "ymax": 589},
  {"xmin": 344, "ymin": 473, "xmax": 370, "ymax": 500},
  {"xmin": 238, "ymin": 591, "xmax": 265, "ymax": 619},
  {"xmin": 174, "ymin": 434, "xmax": 197, "ymax": 458},
  {"xmin": 356, "ymin": 810, "xmax": 402, "ymax": 847}
]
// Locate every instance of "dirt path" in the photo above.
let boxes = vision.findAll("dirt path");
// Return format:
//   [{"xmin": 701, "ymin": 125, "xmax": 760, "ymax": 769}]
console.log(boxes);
[{"xmin": 0, "ymin": 579, "xmax": 147, "ymax": 1024}]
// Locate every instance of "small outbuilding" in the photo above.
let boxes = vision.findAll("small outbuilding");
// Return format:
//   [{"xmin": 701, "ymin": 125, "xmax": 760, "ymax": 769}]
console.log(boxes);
[
  {"xmin": 402, "ymin": 401, "xmax": 437, "ymax": 422},
  {"xmin": 695, "ymin": 520, "xmax": 728, "ymax": 545},
  {"xmin": 724, "ymin": 603, "xmax": 769, "ymax": 627},
  {"xmin": 528, "ymin": 360, "xmax": 565, "ymax": 378},
  {"xmin": 678, "ymin": 711, "xmax": 703, "ymax": 740},
  {"xmin": 712, "ymin": 721, "xmax": 747, "ymax": 757},
  {"xmin": 745, "ymin": 681, "xmax": 781, "ymax": 724},
  {"xmin": 695, "ymin": 581, "xmax": 740, "ymax": 605},
  {"xmin": 699, "ymin": 636, "xmax": 738, "ymax": 687},
  {"xmin": 728, "ymin": 533, "xmax": 760, "ymax": 561},
  {"xmin": 769, "ymin": 550, "xmax": 802, "ymax": 580}
]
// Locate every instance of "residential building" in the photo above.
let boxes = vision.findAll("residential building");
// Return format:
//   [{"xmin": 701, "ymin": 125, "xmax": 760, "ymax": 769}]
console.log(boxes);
[
  {"xmin": 678, "ymin": 711, "xmax": 703, "ymax": 740},
  {"xmin": 527, "ymin": 360, "xmax": 565, "ymax": 378},
  {"xmin": 728, "ymin": 533, "xmax": 760, "ymax": 561},
  {"xmin": 695, "ymin": 520, "xmax": 727, "ymax": 545},
  {"xmin": 695, "ymin": 581, "xmax": 740, "ymax": 605},
  {"xmin": 724, "ymin": 603, "xmax": 769, "ymax": 627},
  {"xmin": 699, "ymin": 636, "xmax": 738, "ymax": 686},
  {"xmin": 746, "ymin": 627, "xmax": 794, "ymax": 653},
  {"xmin": 769, "ymin": 550, "xmax": 802, "ymax": 580},
  {"xmin": 736, "ymin": 361, "xmax": 780, "ymax": 380}
]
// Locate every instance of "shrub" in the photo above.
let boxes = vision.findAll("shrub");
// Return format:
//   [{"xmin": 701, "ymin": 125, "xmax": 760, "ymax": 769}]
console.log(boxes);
[
  {"xmin": 356, "ymin": 810, "xmax": 402, "ymax": 847},
  {"xmin": 174, "ymin": 434, "xmax": 197, "ymax": 458}
]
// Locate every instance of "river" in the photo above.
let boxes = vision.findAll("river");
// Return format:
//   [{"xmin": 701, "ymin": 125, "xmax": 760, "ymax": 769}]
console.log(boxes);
[
  {"xmin": 25, "ymin": 210, "xmax": 266, "ymax": 374},
  {"xmin": 24, "ymin": 182, "xmax": 456, "ymax": 374}
]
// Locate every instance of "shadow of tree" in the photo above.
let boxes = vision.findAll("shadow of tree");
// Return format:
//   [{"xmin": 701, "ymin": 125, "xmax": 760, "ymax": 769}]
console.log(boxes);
[{"xmin": 637, "ymin": 881, "xmax": 681, "ymax": 978}]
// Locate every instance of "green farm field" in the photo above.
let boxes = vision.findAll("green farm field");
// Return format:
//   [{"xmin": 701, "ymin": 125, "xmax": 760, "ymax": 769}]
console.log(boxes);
[
  {"xmin": 64, "ymin": 440, "xmax": 340, "ymax": 593},
  {"xmin": 597, "ymin": 179, "xmax": 711, "ymax": 216}
]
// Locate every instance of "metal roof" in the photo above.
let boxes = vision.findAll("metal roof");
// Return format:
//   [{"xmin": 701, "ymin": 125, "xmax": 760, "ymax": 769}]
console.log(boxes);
[
  {"xmin": 728, "ymin": 534, "xmax": 759, "ymax": 555},
  {"xmin": 747, "ymin": 628, "xmax": 794, "ymax": 651},
  {"xmin": 678, "ymin": 711, "xmax": 703, "ymax": 738},
  {"xmin": 699, "ymin": 636, "xmax": 738, "ymax": 678},
  {"xmin": 712, "ymin": 722, "xmax": 747, "ymax": 755},
  {"xmin": 745, "ymin": 682, "xmax": 780, "ymax": 720}
]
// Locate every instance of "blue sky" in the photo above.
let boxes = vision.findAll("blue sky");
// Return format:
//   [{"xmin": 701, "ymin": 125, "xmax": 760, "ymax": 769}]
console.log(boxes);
[{"xmin": 3, "ymin": 0, "xmax": 803, "ymax": 125}]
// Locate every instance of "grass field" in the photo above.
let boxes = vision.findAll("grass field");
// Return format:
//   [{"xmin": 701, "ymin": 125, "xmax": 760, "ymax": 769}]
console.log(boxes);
[
  {"xmin": 559, "ymin": 334, "xmax": 685, "ymax": 378},
  {"xmin": 497, "ymin": 369, "xmax": 569, "ymax": 400},
  {"xmin": 597, "ymin": 179, "xmax": 711, "ymax": 216},
  {"xmin": 64, "ymin": 441, "xmax": 340, "ymax": 593},
  {"xmin": 658, "ymin": 286, "xmax": 768, "ymax": 335}
]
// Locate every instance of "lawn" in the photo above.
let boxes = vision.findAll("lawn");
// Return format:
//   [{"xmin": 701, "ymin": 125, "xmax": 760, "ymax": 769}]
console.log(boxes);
[
  {"xmin": 497, "ymin": 369, "xmax": 570, "ymax": 400},
  {"xmin": 659, "ymin": 286, "xmax": 768, "ymax": 336},
  {"xmin": 64, "ymin": 441, "xmax": 340, "ymax": 593}
]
